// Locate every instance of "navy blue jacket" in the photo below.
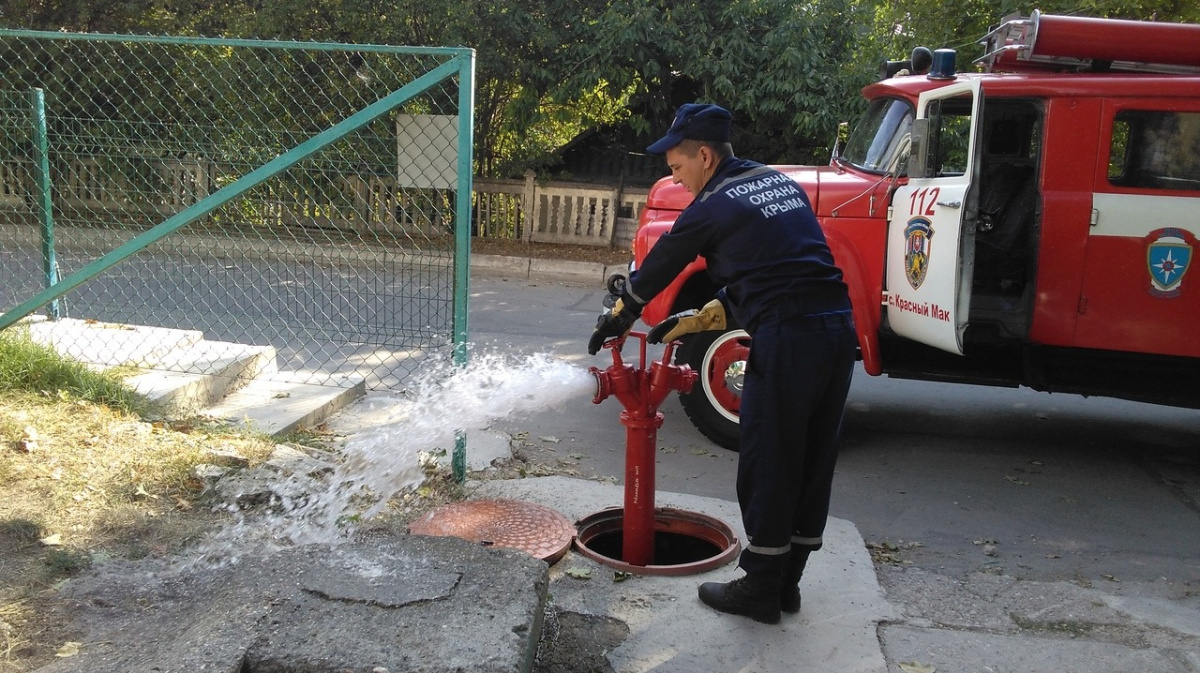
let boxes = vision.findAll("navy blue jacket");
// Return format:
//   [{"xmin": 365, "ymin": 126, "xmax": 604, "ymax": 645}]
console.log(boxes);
[{"xmin": 629, "ymin": 157, "xmax": 850, "ymax": 332}]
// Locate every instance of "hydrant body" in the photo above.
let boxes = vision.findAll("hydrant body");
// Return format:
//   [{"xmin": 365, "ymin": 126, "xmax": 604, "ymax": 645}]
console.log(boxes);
[{"xmin": 590, "ymin": 333, "xmax": 696, "ymax": 566}]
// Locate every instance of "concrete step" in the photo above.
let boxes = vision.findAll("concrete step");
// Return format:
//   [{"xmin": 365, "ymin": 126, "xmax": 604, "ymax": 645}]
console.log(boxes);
[
  {"xmin": 23, "ymin": 317, "xmax": 204, "ymax": 368},
  {"xmin": 203, "ymin": 373, "xmax": 366, "ymax": 436},
  {"xmin": 124, "ymin": 340, "xmax": 279, "ymax": 416},
  {"xmin": 11, "ymin": 315, "xmax": 364, "ymax": 437}
]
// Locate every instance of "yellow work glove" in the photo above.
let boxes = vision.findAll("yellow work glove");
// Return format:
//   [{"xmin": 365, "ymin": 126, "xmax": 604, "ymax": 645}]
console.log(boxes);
[{"xmin": 646, "ymin": 299, "xmax": 726, "ymax": 344}]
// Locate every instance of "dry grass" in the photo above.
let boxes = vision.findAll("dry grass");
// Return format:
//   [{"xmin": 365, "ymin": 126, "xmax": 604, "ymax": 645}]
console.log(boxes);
[{"xmin": 0, "ymin": 387, "xmax": 279, "ymax": 670}]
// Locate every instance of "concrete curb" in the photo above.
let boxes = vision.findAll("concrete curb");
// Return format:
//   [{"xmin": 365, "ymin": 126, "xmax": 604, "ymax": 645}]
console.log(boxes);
[{"xmin": 471, "ymin": 253, "xmax": 629, "ymax": 286}]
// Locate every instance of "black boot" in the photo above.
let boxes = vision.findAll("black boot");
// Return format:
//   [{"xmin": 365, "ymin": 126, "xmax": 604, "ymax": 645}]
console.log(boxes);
[
  {"xmin": 780, "ymin": 550, "xmax": 810, "ymax": 614},
  {"xmin": 697, "ymin": 573, "xmax": 781, "ymax": 624}
]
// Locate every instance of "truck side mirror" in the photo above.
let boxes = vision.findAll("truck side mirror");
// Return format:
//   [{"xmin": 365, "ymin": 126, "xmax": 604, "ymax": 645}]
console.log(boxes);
[
  {"xmin": 908, "ymin": 118, "xmax": 930, "ymax": 178},
  {"xmin": 831, "ymin": 121, "xmax": 850, "ymax": 162}
]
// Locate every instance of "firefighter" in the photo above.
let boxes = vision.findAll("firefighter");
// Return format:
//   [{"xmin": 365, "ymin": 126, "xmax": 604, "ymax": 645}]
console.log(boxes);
[{"xmin": 588, "ymin": 103, "xmax": 857, "ymax": 624}]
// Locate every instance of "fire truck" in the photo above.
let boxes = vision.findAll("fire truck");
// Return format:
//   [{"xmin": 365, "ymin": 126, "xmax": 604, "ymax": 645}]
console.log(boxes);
[{"xmin": 633, "ymin": 11, "xmax": 1200, "ymax": 450}]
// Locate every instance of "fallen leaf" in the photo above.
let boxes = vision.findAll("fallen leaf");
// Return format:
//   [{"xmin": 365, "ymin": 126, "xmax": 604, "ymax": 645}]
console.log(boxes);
[
  {"xmin": 1045, "ymin": 554, "xmax": 1061, "ymax": 559},
  {"xmin": 538, "ymin": 436, "xmax": 561, "ymax": 443},
  {"xmin": 1102, "ymin": 574, "xmax": 1120, "ymax": 583},
  {"xmin": 40, "ymin": 533, "xmax": 63, "ymax": 546},
  {"xmin": 899, "ymin": 663, "xmax": 935, "ymax": 673},
  {"xmin": 567, "ymin": 452, "xmax": 586, "ymax": 460},
  {"xmin": 689, "ymin": 448, "xmax": 709, "ymax": 456},
  {"xmin": 273, "ymin": 392, "xmax": 291, "ymax": 399},
  {"xmin": 55, "ymin": 642, "xmax": 82, "ymax": 657},
  {"xmin": 1004, "ymin": 475, "xmax": 1030, "ymax": 486},
  {"xmin": 134, "ymin": 484, "xmax": 159, "ymax": 500},
  {"xmin": 660, "ymin": 446, "xmax": 677, "ymax": 454},
  {"xmin": 564, "ymin": 567, "xmax": 591, "ymax": 580},
  {"xmin": 19, "ymin": 426, "xmax": 39, "ymax": 452},
  {"xmin": 175, "ymin": 497, "xmax": 194, "ymax": 511},
  {"xmin": 613, "ymin": 571, "xmax": 634, "ymax": 582}
]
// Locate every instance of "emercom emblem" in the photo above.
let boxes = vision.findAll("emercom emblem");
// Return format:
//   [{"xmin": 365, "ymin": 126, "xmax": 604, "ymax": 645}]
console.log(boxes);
[{"xmin": 1146, "ymin": 227, "xmax": 1192, "ymax": 298}]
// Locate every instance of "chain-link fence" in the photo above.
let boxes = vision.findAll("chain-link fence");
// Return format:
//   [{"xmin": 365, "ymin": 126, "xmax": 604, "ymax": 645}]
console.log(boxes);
[{"xmin": 0, "ymin": 30, "xmax": 474, "ymax": 390}]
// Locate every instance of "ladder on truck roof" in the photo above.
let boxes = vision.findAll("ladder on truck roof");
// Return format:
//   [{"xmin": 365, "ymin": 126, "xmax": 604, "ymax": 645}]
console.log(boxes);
[{"xmin": 979, "ymin": 9, "xmax": 1200, "ymax": 75}]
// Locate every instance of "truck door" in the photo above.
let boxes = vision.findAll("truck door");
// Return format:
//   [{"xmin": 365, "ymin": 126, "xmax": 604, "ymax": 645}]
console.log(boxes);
[{"xmin": 884, "ymin": 79, "xmax": 983, "ymax": 355}]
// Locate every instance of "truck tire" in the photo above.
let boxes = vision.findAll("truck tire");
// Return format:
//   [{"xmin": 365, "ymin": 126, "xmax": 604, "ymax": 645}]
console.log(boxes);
[{"xmin": 674, "ymin": 328, "xmax": 750, "ymax": 452}]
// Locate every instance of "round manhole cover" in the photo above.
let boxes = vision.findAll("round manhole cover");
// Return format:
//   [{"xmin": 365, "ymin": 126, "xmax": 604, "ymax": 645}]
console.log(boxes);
[{"xmin": 408, "ymin": 499, "xmax": 575, "ymax": 564}]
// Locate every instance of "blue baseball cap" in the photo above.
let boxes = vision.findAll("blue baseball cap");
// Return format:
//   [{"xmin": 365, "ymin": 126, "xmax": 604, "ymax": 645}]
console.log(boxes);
[{"xmin": 646, "ymin": 103, "xmax": 732, "ymax": 154}]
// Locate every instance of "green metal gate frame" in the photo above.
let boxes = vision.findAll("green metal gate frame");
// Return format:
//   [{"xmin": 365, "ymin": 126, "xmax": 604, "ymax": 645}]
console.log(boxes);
[{"xmin": 0, "ymin": 30, "xmax": 475, "ymax": 370}]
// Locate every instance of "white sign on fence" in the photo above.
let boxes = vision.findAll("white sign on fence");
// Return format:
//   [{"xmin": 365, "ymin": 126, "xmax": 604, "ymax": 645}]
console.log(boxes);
[{"xmin": 396, "ymin": 114, "xmax": 458, "ymax": 190}]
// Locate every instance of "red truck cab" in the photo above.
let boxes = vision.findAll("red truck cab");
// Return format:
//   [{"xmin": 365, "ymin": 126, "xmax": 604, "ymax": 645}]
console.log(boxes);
[{"xmin": 634, "ymin": 11, "xmax": 1200, "ymax": 449}]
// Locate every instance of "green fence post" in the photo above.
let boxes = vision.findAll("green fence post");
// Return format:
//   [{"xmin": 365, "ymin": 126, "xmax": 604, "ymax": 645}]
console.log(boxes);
[
  {"xmin": 451, "ymin": 50, "xmax": 476, "ymax": 483},
  {"xmin": 29, "ymin": 87, "xmax": 60, "ymax": 319}
]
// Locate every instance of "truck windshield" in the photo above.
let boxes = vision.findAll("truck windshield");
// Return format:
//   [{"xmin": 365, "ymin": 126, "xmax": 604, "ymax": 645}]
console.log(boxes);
[{"xmin": 841, "ymin": 98, "xmax": 914, "ymax": 174}]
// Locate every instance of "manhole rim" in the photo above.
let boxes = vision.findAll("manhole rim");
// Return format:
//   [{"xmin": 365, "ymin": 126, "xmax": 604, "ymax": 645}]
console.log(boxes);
[{"xmin": 572, "ymin": 506, "xmax": 740, "ymax": 576}]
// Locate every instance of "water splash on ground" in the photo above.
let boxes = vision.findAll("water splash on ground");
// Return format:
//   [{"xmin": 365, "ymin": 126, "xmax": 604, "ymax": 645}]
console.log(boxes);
[{"xmin": 187, "ymin": 350, "xmax": 595, "ymax": 566}]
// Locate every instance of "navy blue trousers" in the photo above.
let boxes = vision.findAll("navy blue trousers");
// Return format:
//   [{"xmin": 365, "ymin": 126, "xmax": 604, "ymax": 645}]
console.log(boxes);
[{"xmin": 736, "ymin": 311, "xmax": 856, "ymax": 576}]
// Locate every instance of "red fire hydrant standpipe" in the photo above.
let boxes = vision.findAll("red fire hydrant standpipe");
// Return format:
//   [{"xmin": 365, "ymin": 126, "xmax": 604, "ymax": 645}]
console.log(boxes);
[{"xmin": 590, "ymin": 332, "xmax": 697, "ymax": 567}]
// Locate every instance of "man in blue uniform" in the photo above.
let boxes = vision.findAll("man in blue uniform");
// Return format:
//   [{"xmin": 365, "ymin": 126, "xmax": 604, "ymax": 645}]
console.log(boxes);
[{"xmin": 588, "ymin": 103, "xmax": 857, "ymax": 624}]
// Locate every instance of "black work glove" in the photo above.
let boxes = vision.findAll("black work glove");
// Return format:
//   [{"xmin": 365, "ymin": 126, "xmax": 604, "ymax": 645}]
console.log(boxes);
[
  {"xmin": 646, "ymin": 298, "xmax": 727, "ymax": 344},
  {"xmin": 588, "ymin": 275, "xmax": 644, "ymax": 355},
  {"xmin": 601, "ymin": 274, "xmax": 628, "ymax": 309}
]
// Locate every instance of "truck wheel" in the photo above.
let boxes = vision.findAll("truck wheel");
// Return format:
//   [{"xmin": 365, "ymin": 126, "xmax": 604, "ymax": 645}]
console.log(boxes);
[{"xmin": 674, "ymin": 328, "xmax": 750, "ymax": 452}]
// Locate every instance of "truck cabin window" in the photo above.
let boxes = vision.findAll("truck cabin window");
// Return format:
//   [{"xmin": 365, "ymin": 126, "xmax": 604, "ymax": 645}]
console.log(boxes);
[
  {"xmin": 842, "ymin": 98, "xmax": 914, "ymax": 174},
  {"xmin": 1109, "ymin": 110, "xmax": 1200, "ymax": 191},
  {"xmin": 928, "ymin": 97, "xmax": 973, "ymax": 178}
]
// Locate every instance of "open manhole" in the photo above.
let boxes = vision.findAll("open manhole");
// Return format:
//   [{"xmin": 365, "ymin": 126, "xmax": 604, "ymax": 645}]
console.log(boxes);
[
  {"xmin": 573, "ymin": 507, "xmax": 740, "ymax": 576},
  {"xmin": 408, "ymin": 499, "xmax": 575, "ymax": 564}
]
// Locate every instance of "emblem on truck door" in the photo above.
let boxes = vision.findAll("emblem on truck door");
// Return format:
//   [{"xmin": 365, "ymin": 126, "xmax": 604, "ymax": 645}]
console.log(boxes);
[
  {"xmin": 904, "ymin": 218, "xmax": 934, "ymax": 289},
  {"xmin": 1146, "ymin": 228, "xmax": 1192, "ymax": 298}
]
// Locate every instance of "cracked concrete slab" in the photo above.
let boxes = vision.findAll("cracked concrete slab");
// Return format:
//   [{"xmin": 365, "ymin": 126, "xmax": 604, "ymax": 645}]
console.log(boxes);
[{"xmin": 37, "ymin": 535, "xmax": 547, "ymax": 673}]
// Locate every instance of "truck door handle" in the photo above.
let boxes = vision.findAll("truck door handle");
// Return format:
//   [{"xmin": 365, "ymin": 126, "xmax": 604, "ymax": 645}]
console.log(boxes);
[{"xmin": 936, "ymin": 200, "xmax": 961, "ymax": 208}]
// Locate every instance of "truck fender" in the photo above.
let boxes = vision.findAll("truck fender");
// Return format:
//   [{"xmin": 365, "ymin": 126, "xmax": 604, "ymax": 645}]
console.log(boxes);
[
  {"xmin": 825, "ymin": 228, "xmax": 883, "ymax": 375},
  {"xmin": 639, "ymin": 259, "xmax": 709, "ymax": 327}
]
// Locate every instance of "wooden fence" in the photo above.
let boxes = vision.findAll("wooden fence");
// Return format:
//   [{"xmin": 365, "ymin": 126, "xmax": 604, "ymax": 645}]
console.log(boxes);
[
  {"xmin": 0, "ymin": 158, "xmax": 650, "ymax": 248},
  {"xmin": 474, "ymin": 171, "xmax": 648, "ymax": 248}
]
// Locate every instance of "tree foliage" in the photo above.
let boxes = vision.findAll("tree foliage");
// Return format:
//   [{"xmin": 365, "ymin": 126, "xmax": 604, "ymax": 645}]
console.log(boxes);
[
  {"xmin": 4, "ymin": 0, "xmax": 1200, "ymax": 175},
  {"xmin": 554, "ymin": 0, "xmax": 876, "ymax": 163},
  {"xmin": 866, "ymin": 0, "xmax": 1200, "ymax": 72}
]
